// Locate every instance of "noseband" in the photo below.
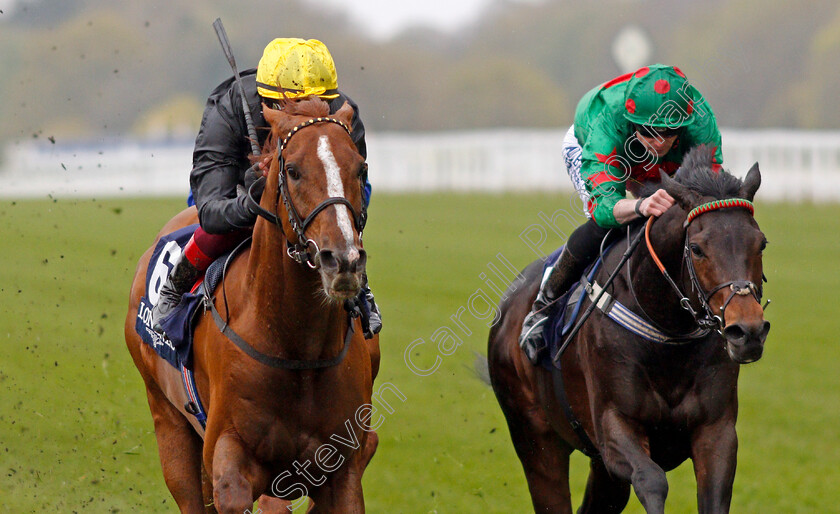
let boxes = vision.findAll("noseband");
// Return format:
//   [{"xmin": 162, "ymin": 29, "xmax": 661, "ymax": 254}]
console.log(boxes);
[
  {"xmin": 246, "ymin": 116, "xmax": 368, "ymax": 268},
  {"xmin": 646, "ymin": 198, "xmax": 764, "ymax": 332}
]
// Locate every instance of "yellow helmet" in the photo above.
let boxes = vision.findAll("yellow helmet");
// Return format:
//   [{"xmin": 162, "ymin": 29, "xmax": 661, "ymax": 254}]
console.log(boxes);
[{"xmin": 256, "ymin": 38, "xmax": 339, "ymax": 100}]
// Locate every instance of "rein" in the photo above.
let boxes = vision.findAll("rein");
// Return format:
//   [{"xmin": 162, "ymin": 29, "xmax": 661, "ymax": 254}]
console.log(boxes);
[
  {"xmin": 645, "ymin": 199, "xmax": 763, "ymax": 333},
  {"xmin": 246, "ymin": 116, "xmax": 368, "ymax": 268},
  {"xmin": 205, "ymin": 237, "xmax": 363, "ymax": 370}
]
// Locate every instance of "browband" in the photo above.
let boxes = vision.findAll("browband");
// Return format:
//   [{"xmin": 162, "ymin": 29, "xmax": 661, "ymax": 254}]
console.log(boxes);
[{"xmin": 684, "ymin": 198, "xmax": 754, "ymax": 227}]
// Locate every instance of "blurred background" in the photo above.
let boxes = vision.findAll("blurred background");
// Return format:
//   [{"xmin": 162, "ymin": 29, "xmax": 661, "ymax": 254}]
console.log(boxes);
[
  {"xmin": 1, "ymin": 0, "xmax": 839, "ymax": 199},
  {"xmin": 1, "ymin": 1, "xmax": 839, "ymax": 512}
]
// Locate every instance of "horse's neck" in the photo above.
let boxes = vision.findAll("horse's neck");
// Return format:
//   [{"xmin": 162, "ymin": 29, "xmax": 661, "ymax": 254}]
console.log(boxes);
[
  {"xmin": 240, "ymin": 221, "xmax": 346, "ymax": 358},
  {"xmin": 626, "ymin": 214, "xmax": 698, "ymax": 334}
]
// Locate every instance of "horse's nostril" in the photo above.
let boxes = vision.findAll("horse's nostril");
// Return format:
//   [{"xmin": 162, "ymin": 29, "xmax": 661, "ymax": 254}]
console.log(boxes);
[
  {"xmin": 761, "ymin": 320, "xmax": 771, "ymax": 340},
  {"xmin": 350, "ymin": 249, "xmax": 367, "ymax": 273},
  {"xmin": 723, "ymin": 324, "xmax": 747, "ymax": 344},
  {"xmin": 318, "ymin": 250, "xmax": 337, "ymax": 270}
]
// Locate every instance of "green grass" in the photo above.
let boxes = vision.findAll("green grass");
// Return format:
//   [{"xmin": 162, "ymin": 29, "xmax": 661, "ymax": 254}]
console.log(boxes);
[{"xmin": 0, "ymin": 194, "xmax": 838, "ymax": 512}]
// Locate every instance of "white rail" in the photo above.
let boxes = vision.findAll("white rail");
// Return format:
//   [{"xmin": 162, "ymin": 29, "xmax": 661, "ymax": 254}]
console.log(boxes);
[{"xmin": 1, "ymin": 129, "xmax": 839, "ymax": 201}]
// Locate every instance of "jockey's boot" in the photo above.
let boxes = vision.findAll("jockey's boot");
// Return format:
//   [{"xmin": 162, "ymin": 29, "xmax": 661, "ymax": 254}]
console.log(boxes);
[
  {"xmin": 151, "ymin": 255, "xmax": 201, "ymax": 334},
  {"xmin": 518, "ymin": 248, "xmax": 587, "ymax": 363},
  {"xmin": 359, "ymin": 275, "xmax": 382, "ymax": 339}
]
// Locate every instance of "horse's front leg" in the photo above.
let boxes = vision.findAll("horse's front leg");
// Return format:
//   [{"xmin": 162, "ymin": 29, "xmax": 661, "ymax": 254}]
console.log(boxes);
[
  {"xmin": 208, "ymin": 431, "xmax": 271, "ymax": 514},
  {"xmin": 307, "ymin": 433, "xmax": 377, "ymax": 514},
  {"xmin": 596, "ymin": 410, "xmax": 668, "ymax": 514},
  {"xmin": 691, "ymin": 418, "xmax": 737, "ymax": 513}
]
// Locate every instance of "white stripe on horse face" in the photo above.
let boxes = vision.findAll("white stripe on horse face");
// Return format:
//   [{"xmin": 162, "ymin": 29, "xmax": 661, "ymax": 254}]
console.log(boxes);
[{"xmin": 317, "ymin": 135, "xmax": 358, "ymax": 260}]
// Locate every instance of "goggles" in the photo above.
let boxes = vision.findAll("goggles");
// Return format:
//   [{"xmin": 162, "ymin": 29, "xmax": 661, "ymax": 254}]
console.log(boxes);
[{"xmin": 633, "ymin": 124, "xmax": 682, "ymax": 138}]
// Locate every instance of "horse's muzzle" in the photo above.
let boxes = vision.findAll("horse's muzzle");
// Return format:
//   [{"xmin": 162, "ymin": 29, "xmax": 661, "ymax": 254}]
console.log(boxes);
[
  {"xmin": 316, "ymin": 247, "xmax": 366, "ymax": 299},
  {"xmin": 723, "ymin": 320, "xmax": 770, "ymax": 364}
]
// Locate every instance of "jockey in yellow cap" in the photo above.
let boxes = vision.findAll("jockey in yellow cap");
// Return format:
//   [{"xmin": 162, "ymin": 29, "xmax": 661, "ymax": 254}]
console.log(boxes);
[{"xmin": 152, "ymin": 38, "xmax": 380, "ymax": 338}]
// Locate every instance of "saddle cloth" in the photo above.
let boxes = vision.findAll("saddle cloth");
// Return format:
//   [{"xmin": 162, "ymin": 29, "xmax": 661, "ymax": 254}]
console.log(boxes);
[
  {"xmin": 134, "ymin": 225, "xmax": 226, "ymax": 370},
  {"xmin": 536, "ymin": 246, "xmax": 605, "ymax": 370}
]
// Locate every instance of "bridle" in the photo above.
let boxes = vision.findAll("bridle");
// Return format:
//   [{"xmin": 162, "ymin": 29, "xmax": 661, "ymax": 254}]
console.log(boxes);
[
  {"xmin": 209, "ymin": 116, "xmax": 368, "ymax": 370},
  {"xmin": 246, "ymin": 116, "xmax": 368, "ymax": 269},
  {"xmin": 645, "ymin": 198, "xmax": 764, "ymax": 333}
]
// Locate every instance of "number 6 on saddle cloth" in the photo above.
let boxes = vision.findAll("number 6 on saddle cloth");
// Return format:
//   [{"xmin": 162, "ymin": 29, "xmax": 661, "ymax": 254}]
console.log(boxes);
[{"xmin": 135, "ymin": 225, "xmax": 218, "ymax": 370}]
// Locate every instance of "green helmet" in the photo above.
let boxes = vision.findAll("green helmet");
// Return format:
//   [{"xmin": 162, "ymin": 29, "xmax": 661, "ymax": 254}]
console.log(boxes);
[{"xmin": 623, "ymin": 64, "xmax": 695, "ymax": 129}]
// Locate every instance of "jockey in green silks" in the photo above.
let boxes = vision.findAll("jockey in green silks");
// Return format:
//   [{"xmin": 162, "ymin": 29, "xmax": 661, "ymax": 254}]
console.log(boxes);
[{"xmin": 519, "ymin": 64, "xmax": 724, "ymax": 363}]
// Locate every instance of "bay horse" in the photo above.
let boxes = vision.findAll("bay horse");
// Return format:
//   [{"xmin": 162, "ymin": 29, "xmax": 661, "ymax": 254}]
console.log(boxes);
[
  {"xmin": 125, "ymin": 97, "xmax": 380, "ymax": 513},
  {"xmin": 488, "ymin": 147, "xmax": 770, "ymax": 513}
]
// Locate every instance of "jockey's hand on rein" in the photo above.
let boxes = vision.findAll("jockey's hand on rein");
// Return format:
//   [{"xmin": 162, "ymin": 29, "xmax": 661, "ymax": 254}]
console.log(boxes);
[
  {"xmin": 244, "ymin": 159, "xmax": 270, "ymax": 200},
  {"xmin": 258, "ymin": 155, "xmax": 271, "ymax": 176},
  {"xmin": 641, "ymin": 189, "xmax": 676, "ymax": 217}
]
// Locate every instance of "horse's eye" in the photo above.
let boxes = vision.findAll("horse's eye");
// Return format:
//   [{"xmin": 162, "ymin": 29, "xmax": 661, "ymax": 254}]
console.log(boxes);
[
  {"xmin": 689, "ymin": 243, "xmax": 704, "ymax": 258},
  {"xmin": 358, "ymin": 163, "xmax": 368, "ymax": 179},
  {"xmin": 759, "ymin": 239, "xmax": 768, "ymax": 253},
  {"xmin": 286, "ymin": 164, "xmax": 300, "ymax": 180}
]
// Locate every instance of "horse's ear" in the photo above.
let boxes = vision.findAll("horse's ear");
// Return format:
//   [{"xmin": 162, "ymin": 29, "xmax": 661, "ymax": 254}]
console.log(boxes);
[
  {"xmin": 262, "ymin": 102, "xmax": 283, "ymax": 127},
  {"xmin": 660, "ymin": 170, "xmax": 702, "ymax": 211},
  {"xmin": 333, "ymin": 101, "xmax": 354, "ymax": 128},
  {"xmin": 739, "ymin": 162, "xmax": 761, "ymax": 201}
]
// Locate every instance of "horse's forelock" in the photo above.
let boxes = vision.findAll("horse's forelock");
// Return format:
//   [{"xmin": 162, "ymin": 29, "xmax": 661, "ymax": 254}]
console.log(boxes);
[{"xmin": 277, "ymin": 95, "xmax": 330, "ymax": 118}]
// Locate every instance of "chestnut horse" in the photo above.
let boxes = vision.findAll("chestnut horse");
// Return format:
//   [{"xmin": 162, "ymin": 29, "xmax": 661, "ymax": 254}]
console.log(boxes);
[
  {"xmin": 488, "ymin": 147, "xmax": 770, "ymax": 513},
  {"xmin": 125, "ymin": 97, "xmax": 380, "ymax": 513}
]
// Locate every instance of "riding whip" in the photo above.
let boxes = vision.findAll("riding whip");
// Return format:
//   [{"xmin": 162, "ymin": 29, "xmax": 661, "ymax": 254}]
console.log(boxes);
[{"xmin": 213, "ymin": 18, "xmax": 261, "ymax": 158}]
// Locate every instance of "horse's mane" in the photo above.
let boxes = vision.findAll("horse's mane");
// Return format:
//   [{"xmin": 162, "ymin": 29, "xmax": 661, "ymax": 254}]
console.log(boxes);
[{"xmin": 639, "ymin": 145, "xmax": 744, "ymax": 200}]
